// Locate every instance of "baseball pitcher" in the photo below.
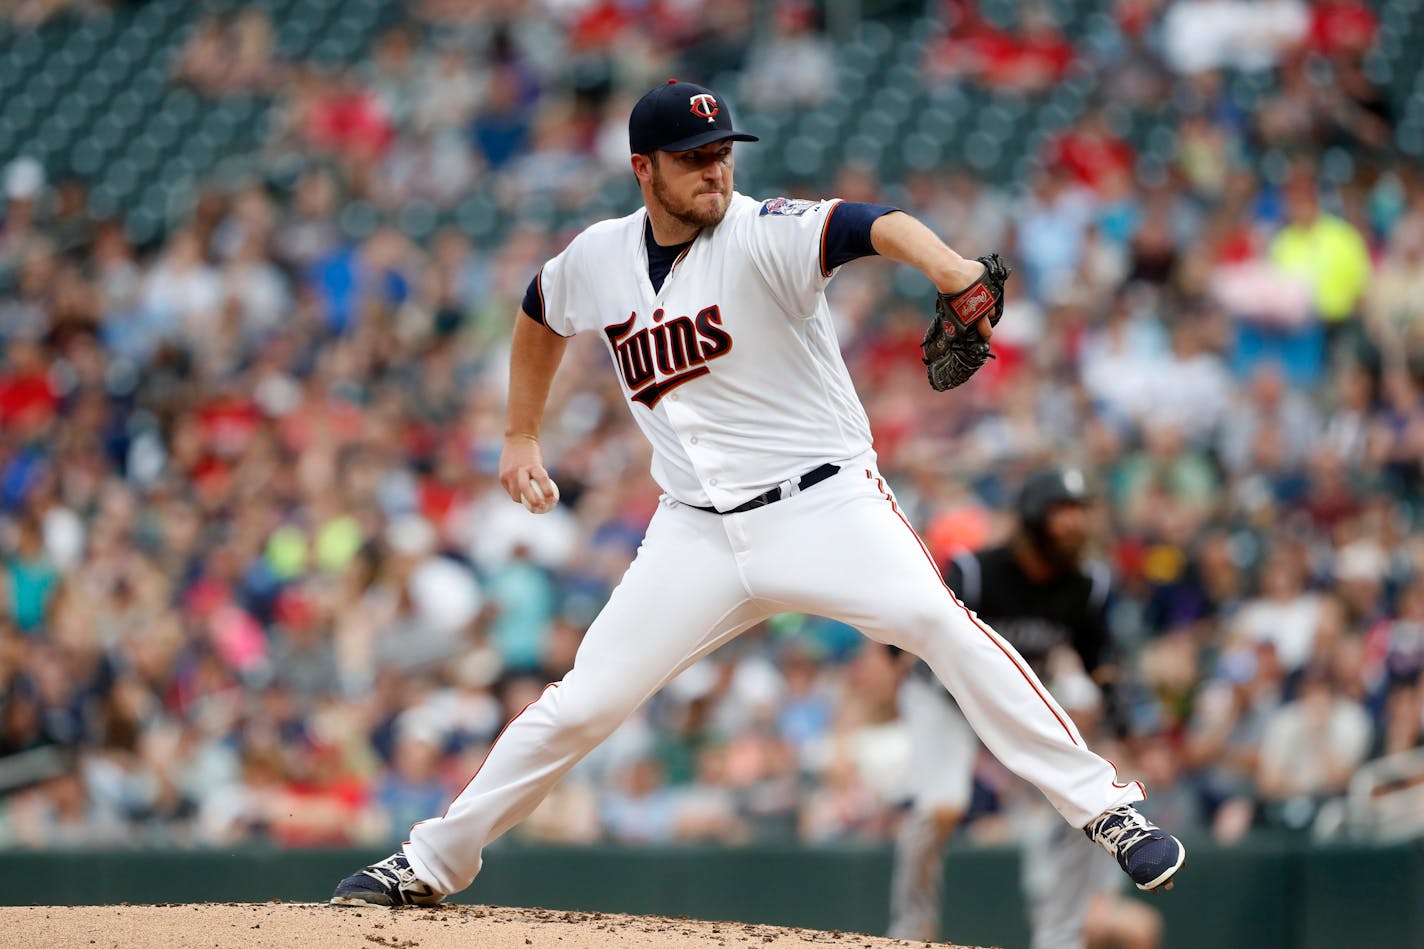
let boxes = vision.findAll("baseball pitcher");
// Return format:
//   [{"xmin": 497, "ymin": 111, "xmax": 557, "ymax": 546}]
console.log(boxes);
[{"xmin": 330, "ymin": 80, "xmax": 1185, "ymax": 911}]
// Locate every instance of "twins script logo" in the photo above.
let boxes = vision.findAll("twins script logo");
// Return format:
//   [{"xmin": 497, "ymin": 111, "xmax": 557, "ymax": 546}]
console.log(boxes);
[
  {"xmin": 689, "ymin": 93, "xmax": 719, "ymax": 123},
  {"xmin": 605, "ymin": 305, "xmax": 733, "ymax": 408}
]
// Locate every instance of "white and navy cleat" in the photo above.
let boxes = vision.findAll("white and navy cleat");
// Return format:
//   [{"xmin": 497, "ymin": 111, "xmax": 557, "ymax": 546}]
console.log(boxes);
[
  {"xmin": 1085, "ymin": 804, "xmax": 1187, "ymax": 893},
  {"xmin": 330, "ymin": 852, "xmax": 445, "ymax": 907}
]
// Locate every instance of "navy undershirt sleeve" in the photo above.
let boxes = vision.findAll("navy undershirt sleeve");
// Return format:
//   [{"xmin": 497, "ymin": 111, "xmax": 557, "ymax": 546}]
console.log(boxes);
[
  {"xmin": 823, "ymin": 201, "xmax": 899, "ymax": 271},
  {"xmin": 521, "ymin": 271, "xmax": 545, "ymax": 325}
]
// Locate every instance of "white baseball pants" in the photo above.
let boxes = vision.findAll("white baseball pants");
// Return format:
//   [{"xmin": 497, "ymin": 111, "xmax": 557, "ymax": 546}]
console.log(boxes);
[{"xmin": 403, "ymin": 464, "xmax": 1145, "ymax": 895}]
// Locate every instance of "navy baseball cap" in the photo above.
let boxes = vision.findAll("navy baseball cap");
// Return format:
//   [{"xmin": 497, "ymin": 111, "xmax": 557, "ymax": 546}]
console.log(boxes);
[{"xmin": 628, "ymin": 79, "xmax": 760, "ymax": 155}]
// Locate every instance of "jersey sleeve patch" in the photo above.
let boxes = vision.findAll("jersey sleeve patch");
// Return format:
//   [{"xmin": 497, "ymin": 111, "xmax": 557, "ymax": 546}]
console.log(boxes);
[{"xmin": 759, "ymin": 197, "xmax": 820, "ymax": 217}]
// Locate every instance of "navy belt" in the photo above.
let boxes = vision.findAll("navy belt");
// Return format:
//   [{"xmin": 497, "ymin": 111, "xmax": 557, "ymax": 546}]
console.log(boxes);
[{"xmin": 691, "ymin": 463, "xmax": 840, "ymax": 515}]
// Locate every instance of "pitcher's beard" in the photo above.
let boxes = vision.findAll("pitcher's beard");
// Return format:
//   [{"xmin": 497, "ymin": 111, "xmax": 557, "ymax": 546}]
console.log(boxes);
[{"xmin": 651, "ymin": 172, "xmax": 730, "ymax": 230}]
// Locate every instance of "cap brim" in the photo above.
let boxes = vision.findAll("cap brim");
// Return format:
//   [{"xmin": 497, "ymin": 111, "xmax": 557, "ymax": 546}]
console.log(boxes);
[{"xmin": 660, "ymin": 130, "xmax": 760, "ymax": 152}]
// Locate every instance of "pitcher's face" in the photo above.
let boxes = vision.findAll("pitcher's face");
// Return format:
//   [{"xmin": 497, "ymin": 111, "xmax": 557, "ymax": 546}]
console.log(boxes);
[{"xmin": 645, "ymin": 142, "xmax": 735, "ymax": 229}]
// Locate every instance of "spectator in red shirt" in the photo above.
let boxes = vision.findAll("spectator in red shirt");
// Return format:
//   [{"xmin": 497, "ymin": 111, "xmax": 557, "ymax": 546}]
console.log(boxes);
[
  {"xmin": 306, "ymin": 69, "xmax": 394, "ymax": 163},
  {"xmin": 1308, "ymin": 0, "xmax": 1377, "ymax": 60},
  {"xmin": 196, "ymin": 390, "xmax": 263, "ymax": 460},
  {"xmin": 270, "ymin": 736, "xmax": 378, "ymax": 847},
  {"xmin": 0, "ymin": 339, "xmax": 58, "ymax": 431},
  {"xmin": 1044, "ymin": 107, "xmax": 1137, "ymax": 194},
  {"xmin": 975, "ymin": 4, "xmax": 1076, "ymax": 93},
  {"xmin": 923, "ymin": 2, "xmax": 1075, "ymax": 92}
]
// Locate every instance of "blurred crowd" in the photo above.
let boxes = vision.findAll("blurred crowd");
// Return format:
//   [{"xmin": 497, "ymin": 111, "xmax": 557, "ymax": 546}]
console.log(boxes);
[{"xmin": 2, "ymin": 0, "xmax": 1423, "ymax": 853}]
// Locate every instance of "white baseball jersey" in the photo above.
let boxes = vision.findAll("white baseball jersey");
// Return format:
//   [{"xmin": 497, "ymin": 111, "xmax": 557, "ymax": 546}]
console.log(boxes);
[{"xmin": 533, "ymin": 192, "xmax": 872, "ymax": 510}]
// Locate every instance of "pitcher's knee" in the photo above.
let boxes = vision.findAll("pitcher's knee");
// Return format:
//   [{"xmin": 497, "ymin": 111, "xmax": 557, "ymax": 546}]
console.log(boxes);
[
  {"xmin": 882, "ymin": 600, "xmax": 959, "ymax": 653},
  {"xmin": 556, "ymin": 694, "xmax": 630, "ymax": 746}
]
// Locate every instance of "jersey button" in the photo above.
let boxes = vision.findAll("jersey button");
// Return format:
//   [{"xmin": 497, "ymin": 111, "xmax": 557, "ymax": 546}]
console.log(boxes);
[
  {"xmin": 710, "ymin": 478, "xmax": 718, "ymax": 486},
  {"xmin": 670, "ymin": 394, "xmax": 679, "ymax": 402},
  {"xmin": 690, "ymin": 436, "xmax": 699, "ymax": 445}
]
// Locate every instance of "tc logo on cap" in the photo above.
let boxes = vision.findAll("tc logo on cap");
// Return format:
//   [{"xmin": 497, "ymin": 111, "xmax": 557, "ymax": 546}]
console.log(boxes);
[{"xmin": 689, "ymin": 94, "xmax": 719, "ymax": 123}]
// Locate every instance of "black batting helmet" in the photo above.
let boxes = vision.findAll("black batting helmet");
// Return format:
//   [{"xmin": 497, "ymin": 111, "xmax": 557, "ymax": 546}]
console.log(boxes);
[{"xmin": 1016, "ymin": 465, "xmax": 1092, "ymax": 532}]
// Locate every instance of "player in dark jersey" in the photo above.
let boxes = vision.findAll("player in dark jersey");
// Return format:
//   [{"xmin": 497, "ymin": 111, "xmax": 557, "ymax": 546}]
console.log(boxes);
[{"xmin": 888, "ymin": 467, "xmax": 1163, "ymax": 949}]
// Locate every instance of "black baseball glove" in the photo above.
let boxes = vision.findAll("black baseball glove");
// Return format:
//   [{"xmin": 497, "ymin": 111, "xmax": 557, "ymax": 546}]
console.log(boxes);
[{"xmin": 921, "ymin": 253, "xmax": 1012, "ymax": 392}]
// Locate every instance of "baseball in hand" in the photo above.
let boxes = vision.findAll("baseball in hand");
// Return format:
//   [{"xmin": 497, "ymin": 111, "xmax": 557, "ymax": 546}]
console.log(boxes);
[{"xmin": 522, "ymin": 478, "xmax": 560, "ymax": 514}]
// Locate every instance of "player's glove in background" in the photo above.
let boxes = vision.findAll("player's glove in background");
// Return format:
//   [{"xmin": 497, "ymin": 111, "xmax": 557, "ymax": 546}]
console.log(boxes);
[{"xmin": 921, "ymin": 253, "xmax": 1012, "ymax": 391}]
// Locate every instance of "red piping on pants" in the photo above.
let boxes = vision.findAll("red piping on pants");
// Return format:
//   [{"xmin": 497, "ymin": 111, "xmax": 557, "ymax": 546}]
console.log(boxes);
[
  {"xmin": 405, "ymin": 682, "xmax": 560, "ymax": 843},
  {"xmin": 865, "ymin": 470, "xmax": 1081, "ymax": 746}
]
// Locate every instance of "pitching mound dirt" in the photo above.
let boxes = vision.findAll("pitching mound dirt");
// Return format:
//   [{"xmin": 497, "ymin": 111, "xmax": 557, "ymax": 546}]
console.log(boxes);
[{"xmin": 0, "ymin": 903, "xmax": 992, "ymax": 948}]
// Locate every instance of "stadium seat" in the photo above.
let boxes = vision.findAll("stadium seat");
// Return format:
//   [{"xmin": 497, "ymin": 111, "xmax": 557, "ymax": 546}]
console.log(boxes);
[
  {"xmin": 855, "ymin": 20, "xmax": 895, "ymax": 57},
  {"xmin": 339, "ymin": 199, "xmax": 380, "ymax": 242},
  {"xmin": 901, "ymin": 132, "xmax": 945, "ymax": 172},
  {"xmin": 3, "ymin": 0, "xmax": 1420, "ymax": 246},
  {"xmin": 1399, "ymin": 124, "xmax": 1423, "ymax": 157},
  {"xmin": 397, "ymin": 200, "xmax": 439, "ymax": 243}
]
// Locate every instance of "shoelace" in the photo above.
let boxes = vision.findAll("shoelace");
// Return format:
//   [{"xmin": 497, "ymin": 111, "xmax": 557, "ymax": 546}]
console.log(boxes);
[
  {"xmin": 1089, "ymin": 808, "xmax": 1158, "ymax": 856},
  {"xmin": 360, "ymin": 857, "xmax": 428, "ymax": 893}
]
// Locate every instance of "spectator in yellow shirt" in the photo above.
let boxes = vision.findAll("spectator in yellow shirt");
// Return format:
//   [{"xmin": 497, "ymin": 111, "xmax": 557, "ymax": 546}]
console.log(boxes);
[{"xmin": 1270, "ymin": 177, "xmax": 1372, "ymax": 357}]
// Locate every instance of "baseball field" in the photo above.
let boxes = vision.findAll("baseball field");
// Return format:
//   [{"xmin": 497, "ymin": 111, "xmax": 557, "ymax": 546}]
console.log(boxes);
[{"xmin": 0, "ymin": 904, "xmax": 987, "ymax": 948}]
